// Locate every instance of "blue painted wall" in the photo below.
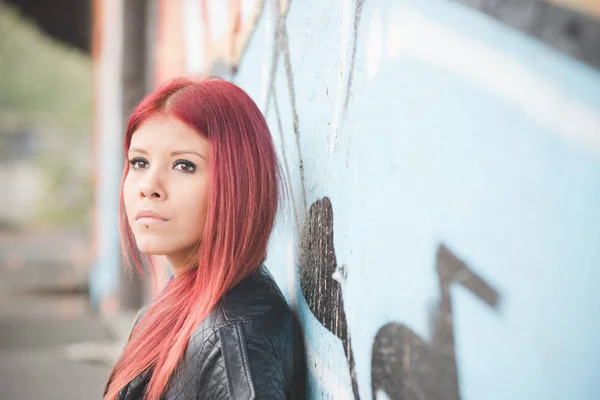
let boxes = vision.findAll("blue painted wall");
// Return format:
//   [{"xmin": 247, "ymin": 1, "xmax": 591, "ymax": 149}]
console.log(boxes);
[{"xmin": 198, "ymin": 0, "xmax": 600, "ymax": 398}]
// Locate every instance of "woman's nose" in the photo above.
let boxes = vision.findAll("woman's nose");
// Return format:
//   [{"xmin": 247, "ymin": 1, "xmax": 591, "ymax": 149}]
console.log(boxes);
[
  {"xmin": 140, "ymin": 186, "xmax": 163, "ymax": 199},
  {"xmin": 139, "ymin": 178, "xmax": 166, "ymax": 200}
]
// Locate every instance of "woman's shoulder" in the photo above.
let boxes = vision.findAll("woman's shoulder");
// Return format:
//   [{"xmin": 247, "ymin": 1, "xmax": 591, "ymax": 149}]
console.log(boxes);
[
  {"xmin": 224, "ymin": 265, "xmax": 291, "ymax": 314},
  {"xmin": 182, "ymin": 264, "xmax": 296, "ymax": 348},
  {"xmin": 176, "ymin": 265, "xmax": 302, "ymax": 399},
  {"xmin": 209, "ymin": 264, "xmax": 295, "ymax": 339}
]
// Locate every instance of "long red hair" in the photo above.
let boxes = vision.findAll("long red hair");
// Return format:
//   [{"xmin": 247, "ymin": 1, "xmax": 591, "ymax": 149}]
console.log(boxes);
[{"xmin": 104, "ymin": 77, "xmax": 282, "ymax": 400}]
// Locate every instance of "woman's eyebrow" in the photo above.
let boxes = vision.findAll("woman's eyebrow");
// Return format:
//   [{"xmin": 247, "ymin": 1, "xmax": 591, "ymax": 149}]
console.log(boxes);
[
  {"xmin": 128, "ymin": 148, "xmax": 206, "ymax": 161},
  {"xmin": 171, "ymin": 150, "xmax": 206, "ymax": 161},
  {"xmin": 128, "ymin": 147, "xmax": 147, "ymax": 154}
]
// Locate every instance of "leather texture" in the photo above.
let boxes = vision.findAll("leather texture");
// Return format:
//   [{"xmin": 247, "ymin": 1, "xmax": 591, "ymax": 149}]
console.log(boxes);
[{"xmin": 113, "ymin": 265, "xmax": 306, "ymax": 399}]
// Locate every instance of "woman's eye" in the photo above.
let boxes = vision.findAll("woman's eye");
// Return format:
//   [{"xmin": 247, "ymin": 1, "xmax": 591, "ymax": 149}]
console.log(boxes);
[
  {"xmin": 129, "ymin": 157, "xmax": 148, "ymax": 169},
  {"xmin": 174, "ymin": 159, "xmax": 196, "ymax": 173}
]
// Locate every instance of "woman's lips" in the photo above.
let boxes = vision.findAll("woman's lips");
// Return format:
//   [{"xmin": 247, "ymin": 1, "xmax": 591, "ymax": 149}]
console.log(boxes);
[
  {"xmin": 135, "ymin": 216, "xmax": 168, "ymax": 226},
  {"xmin": 135, "ymin": 209, "xmax": 168, "ymax": 226}
]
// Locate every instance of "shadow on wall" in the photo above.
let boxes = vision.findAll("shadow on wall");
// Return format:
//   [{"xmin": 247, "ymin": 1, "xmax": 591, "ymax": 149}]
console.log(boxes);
[{"xmin": 298, "ymin": 197, "xmax": 501, "ymax": 399}]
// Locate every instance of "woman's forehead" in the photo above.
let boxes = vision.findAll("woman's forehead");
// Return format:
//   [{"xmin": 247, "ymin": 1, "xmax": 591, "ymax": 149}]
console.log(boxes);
[{"xmin": 130, "ymin": 115, "xmax": 209, "ymax": 152}]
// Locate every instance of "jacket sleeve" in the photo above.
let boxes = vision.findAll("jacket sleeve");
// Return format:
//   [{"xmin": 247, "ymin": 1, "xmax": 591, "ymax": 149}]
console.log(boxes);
[{"xmin": 164, "ymin": 322, "xmax": 290, "ymax": 400}]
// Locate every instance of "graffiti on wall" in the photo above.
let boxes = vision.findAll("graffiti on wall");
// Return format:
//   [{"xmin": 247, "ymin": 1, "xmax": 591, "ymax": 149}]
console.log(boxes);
[
  {"xmin": 297, "ymin": 196, "xmax": 501, "ymax": 399},
  {"xmin": 158, "ymin": 0, "xmax": 600, "ymax": 398},
  {"xmin": 370, "ymin": 245, "xmax": 500, "ymax": 400},
  {"xmin": 298, "ymin": 197, "xmax": 359, "ymax": 398}
]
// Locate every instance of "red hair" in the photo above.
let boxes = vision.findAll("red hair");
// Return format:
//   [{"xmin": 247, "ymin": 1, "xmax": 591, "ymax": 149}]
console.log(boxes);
[{"xmin": 104, "ymin": 77, "xmax": 282, "ymax": 400}]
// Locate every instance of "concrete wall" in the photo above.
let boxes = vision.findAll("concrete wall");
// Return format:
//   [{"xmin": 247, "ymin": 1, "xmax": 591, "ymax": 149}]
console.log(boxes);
[{"xmin": 158, "ymin": 0, "xmax": 600, "ymax": 398}]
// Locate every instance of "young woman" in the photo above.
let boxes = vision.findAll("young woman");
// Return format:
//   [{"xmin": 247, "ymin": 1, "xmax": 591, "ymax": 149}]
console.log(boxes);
[{"xmin": 103, "ymin": 77, "xmax": 305, "ymax": 400}]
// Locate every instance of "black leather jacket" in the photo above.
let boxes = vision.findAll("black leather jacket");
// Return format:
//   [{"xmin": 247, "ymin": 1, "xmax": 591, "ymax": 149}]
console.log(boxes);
[{"xmin": 112, "ymin": 265, "xmax": 306, "ymax": 399}]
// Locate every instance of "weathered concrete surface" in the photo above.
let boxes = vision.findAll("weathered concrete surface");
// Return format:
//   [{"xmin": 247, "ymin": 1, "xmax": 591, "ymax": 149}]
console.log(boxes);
[{"xmin": 0, "ymin": 231, "xmax": 113, "ymax": 400}]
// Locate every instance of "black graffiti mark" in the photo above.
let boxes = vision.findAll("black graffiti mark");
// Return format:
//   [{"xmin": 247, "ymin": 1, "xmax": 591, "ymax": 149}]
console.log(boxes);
[
  {"xmin": 452, "ymin": 0, "xmax": 600, "ymax": 70},
  {"xmin": 263, "ymin": 1, "xmax": 308, "ymax": 211},
  {"xmin": 280, "ymin": 28, "xmax": 308, "ymax": 209},
  {"xmin": 372, "ymin": 324, "xmax": 438, "ymax": 400},
  {"xmin": 343, "ymin": 0, "xmax": 366, "ymax": 113},
  {"xmin": 298, "ymin": 197, "xmax": 361, "ymax": 400},
  {"xmin": 265, "ymin": 1, "xmax": 370, "ymax": 214},
  {"xmin": 371, "ymin": 244, "xmax": 501, "ymax": 400},
  {"xmin": 263, "ymin": 1, "xmax": 304, "ymax": 233},
  {"xmin": 272, "ymin": 90, "xmax": 301, "ymax": 233}
]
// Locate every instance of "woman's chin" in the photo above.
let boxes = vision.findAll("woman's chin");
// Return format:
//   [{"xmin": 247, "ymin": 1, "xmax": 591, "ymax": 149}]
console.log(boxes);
[{"xmin": 134, "ymin": 237, "xmax": 172, "ymax": 256}]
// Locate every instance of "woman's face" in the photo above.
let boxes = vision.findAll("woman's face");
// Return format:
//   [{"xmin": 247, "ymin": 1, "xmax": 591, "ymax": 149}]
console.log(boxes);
[{"xmin": 123, "ymin": 115, "xmax": 210, "ymax": 269}]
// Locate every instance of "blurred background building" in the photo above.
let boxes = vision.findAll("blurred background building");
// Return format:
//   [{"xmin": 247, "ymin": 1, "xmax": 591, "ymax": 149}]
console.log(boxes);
[{"xmin": 1, "ymin": 0, "xmax": 600, "ymax": 399}]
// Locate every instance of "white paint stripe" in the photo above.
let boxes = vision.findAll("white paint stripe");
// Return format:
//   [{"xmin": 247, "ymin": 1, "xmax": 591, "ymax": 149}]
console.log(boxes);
[
  {"xmin": 328, "ymin": 0, "xmax": 353, "ymax": 167},
  {"xmin": 366, "ymin": 10, "xmax": 383, "ymax": 81},
  {"xmin": 387, "ymin": 9, "xmax": 600, "ymax": 156},
  {"xmin": 259, "ymin": 3, "xmax": 273, "ymax": 113},
  {"xmin": 375, "ymin": 390, "xmax": 391, "ymax": 400},
  {"xmin": 304, "ymin": 336, "xmax": 355, "ymax": 400}
]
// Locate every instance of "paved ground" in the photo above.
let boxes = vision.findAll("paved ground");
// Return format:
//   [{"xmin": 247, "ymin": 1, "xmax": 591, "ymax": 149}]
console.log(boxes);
[{"xmin": 0, "ymin": 230, "xmax": 133, "ymax": 400}]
